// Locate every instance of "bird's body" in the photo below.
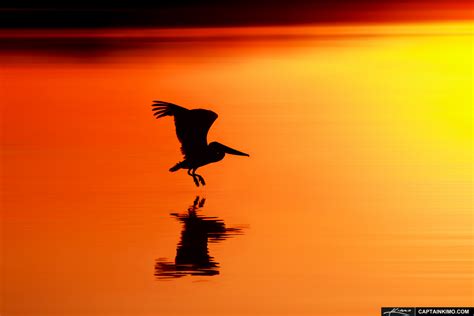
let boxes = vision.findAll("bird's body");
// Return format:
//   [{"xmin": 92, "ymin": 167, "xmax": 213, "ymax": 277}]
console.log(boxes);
[{"xmin": 152, "ymin": 100, "xmax": 249, "ymax": 186}]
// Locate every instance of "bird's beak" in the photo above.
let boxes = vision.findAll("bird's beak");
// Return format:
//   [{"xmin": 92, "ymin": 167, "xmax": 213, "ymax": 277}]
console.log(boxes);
[{"xmin": 221, "ymin": 144, "xmax": 250, "ymax": 157}]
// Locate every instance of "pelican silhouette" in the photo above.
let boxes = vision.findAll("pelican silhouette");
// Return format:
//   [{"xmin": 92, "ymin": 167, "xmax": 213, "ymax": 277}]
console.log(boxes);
[{"xmin": 152, "ymin": 100, "xmax": 249, "ymax": 186}]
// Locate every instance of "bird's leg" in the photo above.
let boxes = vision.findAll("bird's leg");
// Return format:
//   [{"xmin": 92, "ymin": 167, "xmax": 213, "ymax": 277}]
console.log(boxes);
[
  {"xmin": 191, "ymin": 169, "xmax": 201, "ymax": 186},
  {"xmin": 198, "ymin": 175, "xmax": 206, "ymax": 186},
  {"xmin": 188, "ymin": 169, "xmax": 200, "ymax": 187},
  {"xmin": 193, "ymin": 177, "xmax": 200, "ymax": 187},
  {"xmin": 193, "ymin": 169, "xmax": 206, "ymax": 186}
]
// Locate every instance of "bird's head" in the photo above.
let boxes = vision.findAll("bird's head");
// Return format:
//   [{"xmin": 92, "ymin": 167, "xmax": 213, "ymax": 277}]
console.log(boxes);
[{"xmin": 209, "ymin": 142, "xmax": 250, "ymax": 161}]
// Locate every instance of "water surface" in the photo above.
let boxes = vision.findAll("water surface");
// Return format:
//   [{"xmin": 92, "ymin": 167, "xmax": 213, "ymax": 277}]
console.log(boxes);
[{"xmin": 1, "ymin": 23, "xmax": 473, "ymax": 316}]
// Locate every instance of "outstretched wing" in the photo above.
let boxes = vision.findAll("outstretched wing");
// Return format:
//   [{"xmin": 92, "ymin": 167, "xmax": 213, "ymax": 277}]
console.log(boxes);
[{"xmin": 152, "ymin": 100, "xmax": 218, "ymax": 158}]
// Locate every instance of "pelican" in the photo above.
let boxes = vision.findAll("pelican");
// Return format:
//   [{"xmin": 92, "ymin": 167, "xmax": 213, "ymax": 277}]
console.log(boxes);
[{"xmin": 151, "ymin": 100, "xmax": 249, "ymax": 186}]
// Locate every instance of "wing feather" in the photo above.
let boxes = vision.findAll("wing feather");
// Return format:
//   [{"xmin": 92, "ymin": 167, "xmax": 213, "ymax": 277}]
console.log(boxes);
[{"xmin": 151, "ymin": 100, "xmax": 218, "ymax": 159}]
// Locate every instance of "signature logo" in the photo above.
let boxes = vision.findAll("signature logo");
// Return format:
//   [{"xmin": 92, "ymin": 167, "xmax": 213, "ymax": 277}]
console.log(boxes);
[{"xmin": 382, "ymin": 308, "xmax": 414, "ymax": 316}]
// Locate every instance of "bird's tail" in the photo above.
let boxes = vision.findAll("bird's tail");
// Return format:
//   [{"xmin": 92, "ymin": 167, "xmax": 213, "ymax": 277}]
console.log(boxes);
[{"xmin": 169, "ymin": 161, "xmax": 186, "ymax": 172}]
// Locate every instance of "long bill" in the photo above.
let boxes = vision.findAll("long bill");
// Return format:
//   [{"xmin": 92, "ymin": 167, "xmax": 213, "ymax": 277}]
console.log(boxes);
[{"xmin": 218, "ymin": 143, "xmax": 250, "ymax": 157}]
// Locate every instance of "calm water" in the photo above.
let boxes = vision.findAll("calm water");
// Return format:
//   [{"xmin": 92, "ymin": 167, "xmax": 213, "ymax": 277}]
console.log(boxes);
[{"xmin": 1, "ymin": 23, "xmax": 473, "ymax": 315}]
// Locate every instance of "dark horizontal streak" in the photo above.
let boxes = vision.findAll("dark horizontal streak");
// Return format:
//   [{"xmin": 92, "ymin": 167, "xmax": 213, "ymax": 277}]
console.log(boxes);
[
  {"xmin": 0, "ymin": 2, "xmax": 472, "ymax": 28},
  {"xmin": 1, "ymin": 32, "xmax": 469, "ymax": 61}
]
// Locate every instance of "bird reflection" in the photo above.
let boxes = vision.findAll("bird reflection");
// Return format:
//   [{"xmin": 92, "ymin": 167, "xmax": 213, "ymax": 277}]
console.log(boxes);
[{"xmin": 155, "ymin": 196, "xmax": 243, "ymax": 279}]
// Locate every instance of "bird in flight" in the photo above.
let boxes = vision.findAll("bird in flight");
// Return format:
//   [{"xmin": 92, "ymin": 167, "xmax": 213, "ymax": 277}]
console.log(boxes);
[{"xmin": 152, "ymin": 100, "xmax": 249, "ymax": 186}]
